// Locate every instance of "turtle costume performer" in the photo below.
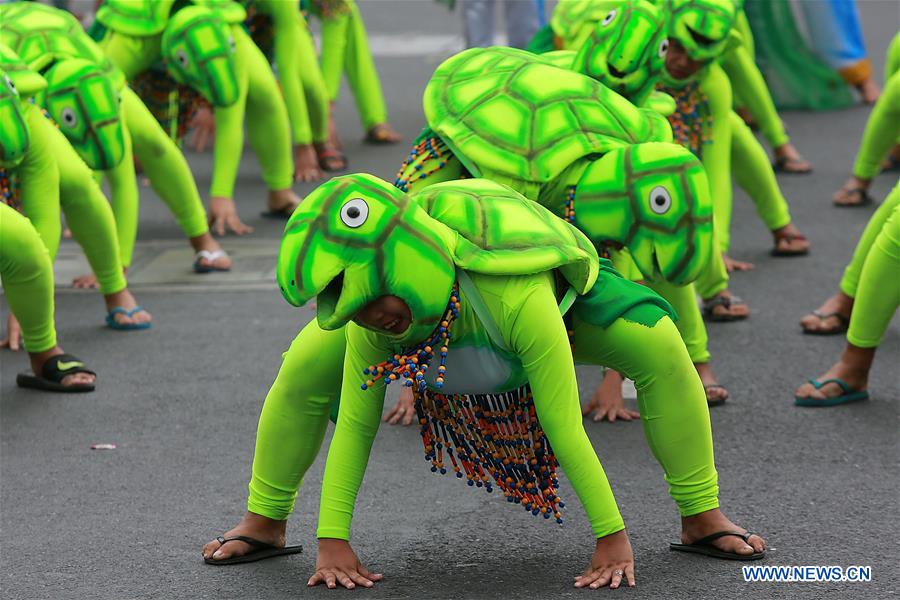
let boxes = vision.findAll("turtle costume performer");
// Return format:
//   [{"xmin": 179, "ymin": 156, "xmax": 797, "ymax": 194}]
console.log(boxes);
[
  {"xmin": 95, "ymin": 0, "xmax": 299, "ymax": 234},
  {"xmin": 0, "ymin": 48, "xmax": 152, "ymax": 331},
  {"xmin": 303, "ymin": 0, "xmax": 402, "ymax": 145},
  {"xmin": 0, "ymin": 71, "xmax": 96, "ymax": 393},
  {"xmin": 241, "ymin": 0, "xmax": 345, "ymax": 179},
  {"xmin": 0, "ymin": 2, "xmax": 230, "ymax": 277},
  {"xmin": 201, "ymin": 174, "xmax": 767, "ymax": 586}
]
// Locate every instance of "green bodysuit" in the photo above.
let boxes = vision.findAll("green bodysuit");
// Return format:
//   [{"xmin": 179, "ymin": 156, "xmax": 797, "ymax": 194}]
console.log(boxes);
[
  {"xmin": 306, "ymin": 0, "xmax": 389, "ymax": 130},
  {"xmin": 0, "ymin": 2, "xmax": 209, "ymax": 268},
  {"xmin": 245, "ymin": 174, "xmax": 719, "ymax": 542},
  {"xmin": 851, "ymin": 33, "xmax": 900, "ymax": 181},
  {"xmin": 97, "ymin": 1, "xmax": 293, "ymax": 199}
]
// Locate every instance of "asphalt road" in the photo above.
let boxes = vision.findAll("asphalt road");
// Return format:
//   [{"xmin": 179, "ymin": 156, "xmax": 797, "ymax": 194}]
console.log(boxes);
[{"xmin": 2, "ymin": 2, "xmax": 899, "ymax": 599}]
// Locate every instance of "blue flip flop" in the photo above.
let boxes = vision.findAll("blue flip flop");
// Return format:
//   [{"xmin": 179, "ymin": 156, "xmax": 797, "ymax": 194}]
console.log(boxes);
[
  {"xmin": 106, "ymin": 306, "xmax": 153, "ymax": 331},
  {"xmin": 795, "ymin": 378, "xmax": 869, "ymax": 407}
]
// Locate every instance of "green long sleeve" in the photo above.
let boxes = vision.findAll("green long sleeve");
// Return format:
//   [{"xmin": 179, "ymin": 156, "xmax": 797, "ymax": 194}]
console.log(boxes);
[
  {"xmin": 852, "ymin": 72, "xmax": 900, "ymax": 180},
  {"xmin": 0, "ymin": 203, "xmax": 57, "ymax": 353},
  {"xmin": 98, "ymin": 29, "xmax": 162, "ymax": 80},
  {"xmin": 18, "ymin": 105, "xmax": 62, "ymax": 260},
  {"xmin": 846, "ymin": 186, "xmax": 900, "ymax": 349},
  {"xmin": 101, "ymin": 110, "xmax": 139, "ymax": 269}
]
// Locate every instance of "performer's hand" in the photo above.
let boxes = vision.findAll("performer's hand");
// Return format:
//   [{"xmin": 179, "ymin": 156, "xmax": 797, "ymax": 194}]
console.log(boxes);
[
  {"xmin": 384, "ymin": 387, "xmax": 416, "ymax": 425},
  {"xmin": 308, "ymin": 539, "xmax": 383, "ymax": 590},
  {"xmin": 189, "ymin": 106, "xmax": 215, "ymax": 152},
  {"xmin": 0, "ymin": 314, "xmax": 22, "ymax": 351},
  {"xmin": 574, "ymin": 530, "xmax": 636, "ymax": 589},
  {"xmin": 208, "ymin": 196, "xmax": 253, "ymax": 236}
]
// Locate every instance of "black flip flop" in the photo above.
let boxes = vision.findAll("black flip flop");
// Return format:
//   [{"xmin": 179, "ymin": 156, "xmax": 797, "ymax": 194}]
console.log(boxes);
[
  {"xmin": 16, "ymin": 353, "xmax": 96, "ymax": 393},
  {"xmin": 670, "ymin": 531, "xmax": 765, "ymax": 561},
  {"xmin": 772, "ymin": 156, "xmax": 813, "ymax": 174},
  {"xmin": 801, "ymin": 310, "xmax": 849, "ymax": 335},
  {"xmin": 204, "ymin": 535, "xmax": 303, "ymax": 566},
  {"xmin": 704, "ymin": 384, "xmax": 728, "ymax": 406},
  {"xmin": 833, "ymin": 188, "xmax": 872, "ymax": 207}
]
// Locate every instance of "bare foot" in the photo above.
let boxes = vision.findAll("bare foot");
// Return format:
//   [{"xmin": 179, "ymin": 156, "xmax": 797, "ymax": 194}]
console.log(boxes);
[
  {"xmin": 771, "ymin": 223, "xmax": 810, "ymax": 256},
  {"xmin": 695, "ymin": 362, "xmax": 728, "ymax": 405},
  {"xmin": 104, "ymin": 289, "xmax": 152, "ymax": 328},
  {"xmin": 800, "ymin": 291, "xmax": 853, "ymax": 334},
  {"xmin": 267, "ymin": 188, "xmax": 302, "ymax": 217},
  {"xmin": 384, "ymin": 386, "xmax": 416, "ymax": 425},
  {"xmin": 856, "ymin": 78, "xmax": 881, "ymax": 104},
  {"xmin": 294, "ymin": 144, "xmax": 325, "ymax": 182},
  {"xmin": 202, "ymin": 512, "xmax": 287, "ymax": 563},
  {"xmin": 582, "ymin": 370, "xmax": 640, "ymax": 422},
  {"xmin": 575, "ymin": 530, "xmax": 635, "ymax": 589},
  {"xmin": 72, "ymin": 273, "xmax": 100, "ymax": 289},
  {"xmin": 773, "ymin": 143, "xmax": 812, "ymax": 174},
  {"xmin": 702, "ymin": 290, "xmax": 750, "ymax": 321},
  {"xmin": 190, "ymin": 233, "xmax": 231, "ymax": 271},
  {"xmin": 793, "ymin": 344, "xmax": 873, "ymax": 404},
  {"xmin": 723, "ymin": 254, "xmax": 754, "ymax": 272},
  {"xmin": 29, "ymin": 346, "xmax": 96, "ymax": 387},
  {"xmin": 833, "ymin": 176, "xmax": 872, "ymax": 207},
  {"xmin": 364, "ymin": 123, "xmax": 402, "ymax": 145},
  {"xmin": 681, "ymin": 508, "xmax": 766, "ymax": 556}
]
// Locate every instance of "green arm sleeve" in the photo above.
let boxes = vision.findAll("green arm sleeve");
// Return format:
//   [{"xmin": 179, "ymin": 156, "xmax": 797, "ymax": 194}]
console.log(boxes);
[
  {"xmin": 499, "ymin": 276, "xmax": 625, "ymax": 538},
  {"xmin": 210, "ymin": 28, "xmax": 251, "ymax": 199},
  {"xmin": 98, "ymin": 30, "xmax": 162, "ymax": 80},
  {"xmin": 265, "ymin": 0, "xmax": 313, "ymax": 145},
  {"xmin": 318, "ymin": 9, "xmax": 350, "ymax": 101},
  {"xmin": 18, "ymin": 106, "xmax": 62, "ymax": 259},
  {"xmin": 852, "ymin": 72, "xmax": 900, "ymax": 180},
  {"xmin": 702, "ymin": 64, "xmax": 734, "ymax": 252},
  {"xmin": 103, "ymin": 106, "xmax": 139, "ymax": 268},
  {"xmin": 316, "ymin": 323, "xmax": 390, "ymax": 540},
  {"xmin": 722, "ymin": 44, "xmax": 789, "ymax": 148},
  {"xmin": 885, "ymin": 32, "xmax": 900, "ymax": 81}
]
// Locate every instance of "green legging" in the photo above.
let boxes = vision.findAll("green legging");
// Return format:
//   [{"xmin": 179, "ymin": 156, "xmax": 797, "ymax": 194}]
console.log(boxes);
[
  {"xmin": 21, "ymin": 105, "xmax": 127, "ymax": 295},
  {"xmin": 846, "ymin": 187, "xmax": 900, "ymax": 348},
  {"xmin": 246, "ymin": 314, "xmax": 717, "ymax": 533},
  {"xmin": 318, "ymin": 0, "xmax": 388, "ymax": 130},
  {"xmin": 840, "ymin": 184, "xmax": 900, "ymax": 299},
  {"xmin": 210, "ymin": 25, "xmax": 293, "ymax": 198},
  {"xmin": 852, "ymin": 71, "xmax": 900, "ymax": 180},
  {"xmin": 724, "ymin": 10, "xmax": 790, "ymax": 149},
  {"xmin": 255, "ymin": 0, "xmax": 330, "ymax": 145},
  {"xmin": 0, "ymin": 204, "xmax": 57, "ymax": 353},
  {"xmin": 730, "ymin": 112, "xmax": 792, "ymax": 232},
  {"xmin": 101, "ymin": 87, "xmax": 210, "ymax": 267}
]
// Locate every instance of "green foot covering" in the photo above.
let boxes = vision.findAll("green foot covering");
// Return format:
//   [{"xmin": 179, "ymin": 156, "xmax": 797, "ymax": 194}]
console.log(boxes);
[
  {"xmin": 743, "ymin": 1, "xmax": 853, "ymax": 110},
  {"xmin": 526, "ymin": 24, "xmax": 556, "ymax": 54}
]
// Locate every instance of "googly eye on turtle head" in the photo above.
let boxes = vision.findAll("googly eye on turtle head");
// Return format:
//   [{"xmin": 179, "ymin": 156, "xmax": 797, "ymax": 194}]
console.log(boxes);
[
  {"xmin": 4, "ymin": 75, "xmax": 17, "ymax": 96},
  {"xmin": 60, "ymin": 107, "xmax": 78, "ymax": 128},
  {"xmin": 176, "ymin": 49, "xmax": 189, "ymax": 68},
  {"xmin": 649, "ymin": 186, "xmax": 672, "ymax": 215},
  {"xmin": 601, "ymin": 9, "xmax": 617, "ymax": 26},
  {"xmin": 340, "ymin": 198, "xmax": 369, "ymax": 228},
  {"xmin": 658, "ymin": 39, "xmax": 669, "ymax": 57}
]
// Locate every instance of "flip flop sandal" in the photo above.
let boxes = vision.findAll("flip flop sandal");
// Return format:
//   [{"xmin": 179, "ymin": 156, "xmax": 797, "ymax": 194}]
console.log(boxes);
[
  {"xmin": 17, "ymin": 353, "xmax": 96, "ymax": 393},
  {"xmin": 771, "ymin": 232, "xmax": 810, "ymax": 256},
  {"xmin": 317, "ymin": 147, "xmax": 347, "ymax": 172},
  {"xmin": 204, "ymin": 535, "xmax": 303, "ymax": 566},
  {"xmin": 364, "ymin": 125, "xmax": 401, "ymax": 145},
  {"xmin": 193, "ymin": 250, "xmax": 231, "ymax": 274},
  {"xmin": 670, "ymin": 531, "xmax": 765, "ymax": 560},
  {"xmin": 795, "ymin": 378, "xmax": 869, "ymax": 407},
  {"xmin": 833, "ymin": 188, "xmax": 872, "ymax": 207},
  {"xmin": 702, "ymin": 295, "xmax": 749, "ymax": 322},
  {"xmin": 801, "ymin": 310, "xmax": 849, "ymax": 335},
  {"xmin": 106, "ymin": 307, "xmax": 152, "ymax": 331},
  {"xmin": 704, "ymin": 384, "xmax": 729, "ymax": 406},
  {"xmin": 773, "ymin": 156, "xmax": 812, "ymax": 174},
  {"xmin": 260, "ymin": 203, "xmax": 299, "ymax": 220}
]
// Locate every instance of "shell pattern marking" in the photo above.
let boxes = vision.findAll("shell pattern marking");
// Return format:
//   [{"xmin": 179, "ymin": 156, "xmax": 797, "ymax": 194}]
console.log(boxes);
[{"xmin": 424, "ymin": 47, "xmax": 656, "ymax": 185}]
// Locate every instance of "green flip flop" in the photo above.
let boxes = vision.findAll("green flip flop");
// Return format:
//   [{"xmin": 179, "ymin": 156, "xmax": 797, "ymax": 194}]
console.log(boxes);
[{"xmin": 795, "ymin": 378, "xmax": 869, "ymax": 407}]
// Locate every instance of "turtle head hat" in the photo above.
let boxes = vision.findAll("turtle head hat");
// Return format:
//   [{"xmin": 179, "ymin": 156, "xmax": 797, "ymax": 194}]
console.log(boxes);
[
  {"xmin": 664, "ymin": 0, "xmax": 738, "ymax": 63},
  {"xmin": 573, "ymin": 0, "xmax": 669, "ymax": 106},
  {"xmin": 0, "ymin": 67, "xmax": 30, "ymax": 168},
  {"xmin": 277, "ymin": 174, "xmax": 457, "ymax": 344},
  {"xmin": 161, "ymin": 5, "xmax": 239, "ymax": 107},
  {"xmin": 40, "ymin": 58, "xmax": 126, "ymax": 171},
  {"xmin": 574, "ymin": 142, "xmax": 713, "ymax": 285}
]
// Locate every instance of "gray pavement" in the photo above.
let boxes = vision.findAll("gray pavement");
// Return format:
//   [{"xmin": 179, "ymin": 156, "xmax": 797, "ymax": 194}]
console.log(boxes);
[{"xmin": 2, "ymin": 1, "xmax": 899, "ymax": 599}]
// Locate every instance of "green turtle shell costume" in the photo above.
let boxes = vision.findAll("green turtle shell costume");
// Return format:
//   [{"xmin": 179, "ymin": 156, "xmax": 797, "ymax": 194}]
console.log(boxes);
[
  {"xmin": 396, "ymin": 46, "xmax": 713, "ymax": 287},
  {"xmin": 234, "ymin": 173, "xmax": 722, "ymax": 555},
  {"xmin": 1, "ymin": 2, "xmax": 216, "ymax": 272}
]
